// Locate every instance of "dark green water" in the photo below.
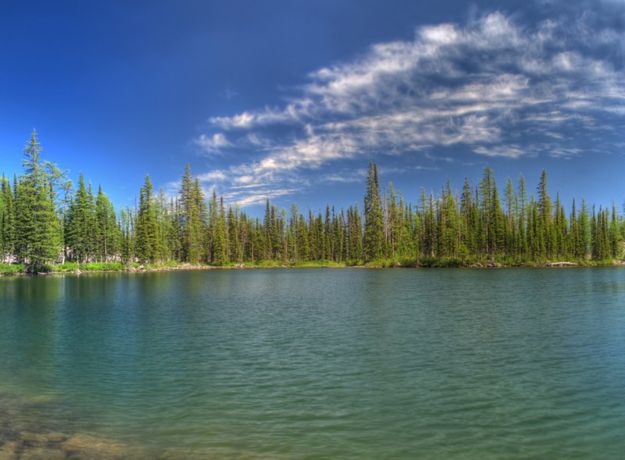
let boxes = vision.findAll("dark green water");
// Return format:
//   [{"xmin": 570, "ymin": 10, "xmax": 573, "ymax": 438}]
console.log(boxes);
[{"xmin": 1, "ymin": 269, "xmax": 625, "ymax": 459}]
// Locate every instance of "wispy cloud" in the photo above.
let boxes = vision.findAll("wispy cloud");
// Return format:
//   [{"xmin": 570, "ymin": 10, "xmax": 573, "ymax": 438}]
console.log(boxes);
[
  {"xmin": 473, "ymin": 145, "xmax": 525, "ymax": 159},
  {"xmin": 194, "ymin": 133, "xmax": 232, "ymax": 154},
  {"xmin": 320, "ymin": 169, "xmax": 368, "ymax": 184},
  {"xmin": 193, "ymin": 8, "xmax": 625, "ymax": 206}
]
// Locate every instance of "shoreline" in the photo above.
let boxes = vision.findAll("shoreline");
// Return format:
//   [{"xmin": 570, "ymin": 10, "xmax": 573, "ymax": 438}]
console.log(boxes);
[{"xmin": 2, "ymin": 259, "xmax": 625, "ymax": 277}]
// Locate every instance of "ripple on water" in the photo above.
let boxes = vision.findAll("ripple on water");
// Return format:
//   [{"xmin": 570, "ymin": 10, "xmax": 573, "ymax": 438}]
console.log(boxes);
[{"xmin": 2, "ymin": 268, "xmax": 625, "ymax": 458}]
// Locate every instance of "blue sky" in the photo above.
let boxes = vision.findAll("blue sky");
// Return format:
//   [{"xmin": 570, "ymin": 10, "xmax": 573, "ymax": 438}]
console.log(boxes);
[{"xmin": 1, "ymin": 0, "xmax": 625, "ymax": 213}]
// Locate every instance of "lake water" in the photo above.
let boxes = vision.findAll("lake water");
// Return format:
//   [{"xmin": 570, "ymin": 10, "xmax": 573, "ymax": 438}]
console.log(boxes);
[{"xmin": 1, "ymin": 268, "xmax": 625, "ymax": 458}]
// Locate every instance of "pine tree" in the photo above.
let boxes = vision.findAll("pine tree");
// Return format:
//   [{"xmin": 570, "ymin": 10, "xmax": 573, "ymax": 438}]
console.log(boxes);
[
  {"xmin": 610, "ymin": 204, "xmax": 621, "ymax": 259},
  {"xmin": 228, "ymin": 206, "xmax": 243, "ymax": 263},
  {"xmin": 14, "ymin": 130, "xmax": 61, "ymax": 272},
  {"xmin": 94, "ymin": 186, "xmax": 120, "ymax": 262},
  {"xmin": 363, "ymin": 162, "xmax": 384, "ymax": 261},
  {"xmin": 460, "ymin": 178, "xmax": 477, "ymax": 255},
  {"xmin": 135, "ymin": 176, "xmax": 158, "ymax": 263},
  {"xmin": 578, "ymin": 200, "xmax": 591, "ymax": 260},
  {"xmin": 537, "ymin": 170, "xmax": 555, "ymax": 258},
  {"xmin": 505, "ymin": 178, "xmax": 516, "ymax": 256},
  {"xmin": 180, "ymin": 166, "xmax": 205, "ymax": 263},
  {"xmin": 517, "ymin": 175, "xmax": 528, "ymax": 257},
  {"xmin": 65, "ymin": 175, "xmax": 96, "ymax": 262},
  {"xmin": 212, "ymin": 195, "xmax": 228, "ymax": 265},
  {"xmin": 119, "ymin": 208, "xmax": 135, "ymax": 263},
  {"xmin": 0, "ymin": 176, "xmax": 15, "ymax": 262}
]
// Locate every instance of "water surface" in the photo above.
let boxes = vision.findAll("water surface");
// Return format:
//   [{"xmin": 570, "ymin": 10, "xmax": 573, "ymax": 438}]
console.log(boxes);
[{"xmin": 1, "ymin": 268, "xmax": 625, "ymax": 458}]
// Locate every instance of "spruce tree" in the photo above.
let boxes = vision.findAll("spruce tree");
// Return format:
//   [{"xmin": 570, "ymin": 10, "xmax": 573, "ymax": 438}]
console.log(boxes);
[
  {"xmin": 135, "ymin": 176, "xmax": 158, "ymax": 263},
  {"xmin": 95, "ymin": 186, "xmax": 119, "ymax": 261},
  {"xmin": 212, "ymin": 195, "xmax": 228, "ymax": 265},
  {"xmin": 14, "ymin": 130, "xmax": 61, "ymax": 272},
  {"xmin": 578, "ymin": 200, "xmax": 591, "ymax": 260},
  {"xmin": 65, "ymin": 175, "xmax": 96, "ymax": 262},
  {"xmin": 363, "ymin": 162, "xmax": 384, "ymax": 262},
  {"xmin": 180, "ymin": 166, "xmax": 205, "ymax": 263},
  {"xmin": 0, "ymin": 176, "xmax": 15, "ymax": 262}
]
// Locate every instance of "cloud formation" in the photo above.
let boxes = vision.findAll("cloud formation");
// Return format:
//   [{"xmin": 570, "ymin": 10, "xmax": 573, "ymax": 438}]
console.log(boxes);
[
  {"xmin": 194, "ymin": 133, "xmax": 231, "ymax": 154},
  {"xmin": 195, "ymin": 9, "xmax": 625, "ymax": 206}
]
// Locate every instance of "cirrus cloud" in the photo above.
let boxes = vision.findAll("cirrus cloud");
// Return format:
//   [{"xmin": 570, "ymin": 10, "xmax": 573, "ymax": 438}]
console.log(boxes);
[{"xmin": 194, "ymin": 8, "xmax": 625, "ymax": 206}]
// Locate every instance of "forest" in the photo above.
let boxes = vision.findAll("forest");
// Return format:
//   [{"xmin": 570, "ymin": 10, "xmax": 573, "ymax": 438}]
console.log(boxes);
[{"xmin": 0, "ymin": 130, "xmax": 623, "ymax": 273}]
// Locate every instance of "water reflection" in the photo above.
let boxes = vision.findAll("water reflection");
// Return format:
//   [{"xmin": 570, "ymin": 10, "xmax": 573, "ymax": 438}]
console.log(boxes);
[{"xmin": 1, "ymin": 268, "xmax": 625, "ymax": 459}]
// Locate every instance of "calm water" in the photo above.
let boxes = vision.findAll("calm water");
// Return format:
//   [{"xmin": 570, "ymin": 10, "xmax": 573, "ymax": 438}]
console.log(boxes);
[{"xmin": 1, "ymin": 268, "xmax": 625, "ymax": 458}]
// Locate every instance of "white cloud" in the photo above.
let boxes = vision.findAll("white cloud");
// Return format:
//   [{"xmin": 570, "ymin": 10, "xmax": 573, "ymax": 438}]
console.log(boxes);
[
  {"xmin": 223, "ymin": 187, "xmax": 298, "ymax": 207},
  {"xmin": 473, "ymin": 145, "xmax": 525, "ymax": 159},
  {"xmin": 193, "ymin": 10, "xmax": 625, "ymax": 205},
  {"xmin": 321, "ymin": 169, "xmax": 368, "ymax": 184},
  {"xmin": 194, "ymin": 133, "xmax": 232, "ymax": 154},
  {"xmin": 197, "ymin": 170, "xmax": 227, "ymax": 182}
]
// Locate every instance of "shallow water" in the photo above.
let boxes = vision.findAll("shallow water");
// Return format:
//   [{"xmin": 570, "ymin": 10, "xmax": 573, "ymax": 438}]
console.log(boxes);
[{"xmin": 1, "ymin": 268, "xmax": 625, "ymax": 458}]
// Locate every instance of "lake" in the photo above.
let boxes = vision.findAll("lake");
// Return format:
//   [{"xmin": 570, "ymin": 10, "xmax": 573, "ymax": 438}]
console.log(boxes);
[{"xmin": 1, "ymin": 268, "xmax": 625, "ymax": 458}]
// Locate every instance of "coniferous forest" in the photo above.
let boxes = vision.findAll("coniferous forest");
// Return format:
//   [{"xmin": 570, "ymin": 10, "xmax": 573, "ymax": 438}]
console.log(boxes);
[{"xmin": 1, "ymin": 130, "xmax": 623, "ymax": 273}]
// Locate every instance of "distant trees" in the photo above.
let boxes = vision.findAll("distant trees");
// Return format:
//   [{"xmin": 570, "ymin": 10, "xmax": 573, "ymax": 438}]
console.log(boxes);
[
  {"xmin": 180, "ymin": 165, "xmax": 205, "ymax": 263},
  {"xmin": 0, "ymin": 176, "xmax": 15, "ymax": 262},
  {"xmin": 95, "ymin": 186, "xmax": 120, "ymax": 261},
  {"xmin": 65, "ymin": 173, "xmax": 122, "ymax": 264},
  {"xmin": 0, "ymin": 131, "xmax": 623, "ymax": 271},
  {"xmin": 65, "ymin": 175, "xmax": 95, "ymax": 263}
]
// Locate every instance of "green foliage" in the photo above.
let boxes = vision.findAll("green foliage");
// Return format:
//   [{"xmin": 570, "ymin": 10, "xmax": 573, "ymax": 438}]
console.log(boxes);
[
  {"xmin": 209, "ymin": 192, "xmax": 228, "ymax": 265},
  {"xmin": 135, "ymin": 176, "xmax": 158, "ymax": 263},
  {"xmin": 180, "ymin": 166, "xmax": 206, "ymax": 263},
  {"xmin": 53, "ymin": 261, "xmax": 125, "ymax": 272},
  {"xmin": 0, "ymin": 176, "xmax": 16, "ymax": 261},
  {"xmin": 0, "ymin": 263, "xmax": 24, "ymax": 274},
  {"xmin": 65, "ymin": 175, "xmax": 95, "ymax": 262},
  {"xmin": 14, "ymin": 130, "xmax": 62, "ymax": 272},
  {"xmin": 2, "ymin": 133, "xmax": 625, "ymax": 272},
  {"xmin": 363, "ymin": 162, "xmax": 384, "ymax": 261},
  {"xmin": 95, "ymin": 186, "xmax": 120, "ymax": 261}
]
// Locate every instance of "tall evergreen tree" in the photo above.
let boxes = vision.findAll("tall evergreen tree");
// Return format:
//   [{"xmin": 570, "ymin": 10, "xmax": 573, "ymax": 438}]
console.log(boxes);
[
  {"xmin": 94, "ymin": 186, "xmax": 120, "ymax": 262},
  {"xmin": 14, "ymin": 130, "xmax": 61, "ymax": 272},
  {"xmin": 363, "ymin": 162, "xmax": 384, "ymax": 262},
  {"xmin": 0, "ymin": 176, "xmax": 15, "ymax": 262},
  {"xmin": 180, "ymin": 165, "xmax": 205, "ymax": 263},
  {"xmin": 65, "ymin": 175, "xmax": 96, "ymax": 262},
  {"xmin": 135, "ymin": 176, "xmax": 158, "ymax": 263}
]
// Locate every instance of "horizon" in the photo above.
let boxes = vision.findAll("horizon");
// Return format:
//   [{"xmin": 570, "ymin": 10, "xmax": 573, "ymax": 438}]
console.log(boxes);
[{"xmin": 2, "ymin": 0, "xmax": 625, "ymax": 214}]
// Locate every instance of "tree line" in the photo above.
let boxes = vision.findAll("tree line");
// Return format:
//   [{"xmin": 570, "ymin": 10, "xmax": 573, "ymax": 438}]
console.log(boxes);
[{"xmin": 0, "ymin": 131, "xmax": 623, "ymax": 272}]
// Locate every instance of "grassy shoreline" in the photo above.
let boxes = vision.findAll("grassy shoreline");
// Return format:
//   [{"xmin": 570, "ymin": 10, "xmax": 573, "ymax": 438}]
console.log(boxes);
[{"xmin": 1, "ymin": 258, "xmax": 624, "ymax": 276}]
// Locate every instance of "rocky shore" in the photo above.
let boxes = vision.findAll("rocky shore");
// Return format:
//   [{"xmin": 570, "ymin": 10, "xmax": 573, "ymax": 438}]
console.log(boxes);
[
  {"xmin": 3, "ymin": 259, "xmax": 625, "ymax": 277},
  {"xmin": 0, "ymin": 392, "xmax": 137, "ymax": 460},
  {"xmin": 0, "ymin": 431, "xmax": 129, "ymax": 460}
]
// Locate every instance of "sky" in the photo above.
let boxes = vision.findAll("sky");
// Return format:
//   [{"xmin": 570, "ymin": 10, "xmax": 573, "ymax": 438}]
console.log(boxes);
[{"xmin": 1, "ymin": 0, "xmax": 625, "ymax": 214}]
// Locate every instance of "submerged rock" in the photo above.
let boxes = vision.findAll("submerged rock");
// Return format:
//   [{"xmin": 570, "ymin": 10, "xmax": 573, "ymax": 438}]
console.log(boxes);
[
  {"xmin": 0, "ymin": 388, "xmax": 139, "ymax": 459},
  {"xmin": 19, "ymin": 431, "xmax": 68, "ymax": 446},
  {"xmin": 19, "ymin": 447, "xmax": 65, "ymax": 460},
  {"xmin": 0, "ymin": 441, "xmax": 18, "ymax": 460},
  {"xmin": 43, "ymin": 433, "xmax": 68, "ymax": 443},
  {"xmin": 62, "ymin": 433, "xmax": 128, "ymax": 459},
  {"xmin": 0, "ymin": 431, "xmax": 136, "ymax": 460},
  {"xmin": 19, "ymin": 431, "xmax": 50, "ymax": 446}
]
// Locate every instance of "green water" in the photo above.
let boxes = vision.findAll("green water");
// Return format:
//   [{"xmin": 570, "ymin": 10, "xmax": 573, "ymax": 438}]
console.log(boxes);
[{"xmin": 1, "ymin": 269, "xmax": 625, "ymax": 458}]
